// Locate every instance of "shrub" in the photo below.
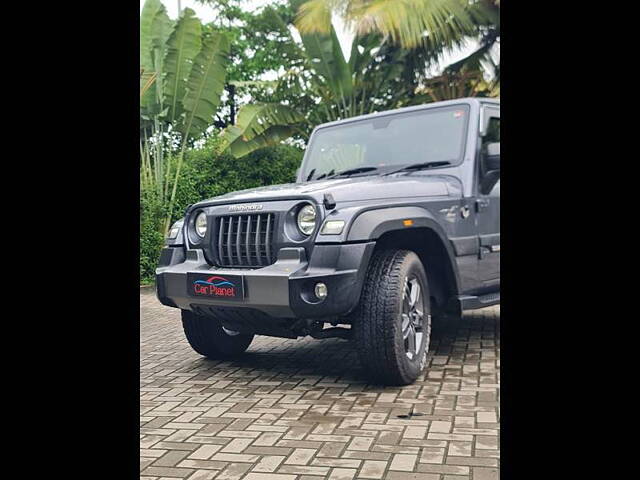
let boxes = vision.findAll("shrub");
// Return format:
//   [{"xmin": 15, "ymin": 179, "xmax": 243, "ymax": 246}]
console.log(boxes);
[
  {"xmin": 140, "ymin": 189, "xmax": 166, "ymax": 284},
  {"xmin": 171, "ymin": 137, "xmax": 302, "ymax": 222},
  {"xmin": 140, "ymin": 139, "xmax": 304, "ymax": 283}
]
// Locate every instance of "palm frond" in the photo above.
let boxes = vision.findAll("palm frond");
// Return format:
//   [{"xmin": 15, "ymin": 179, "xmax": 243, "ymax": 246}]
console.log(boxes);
[
  {"xmin": 295, "ymin": 0, "xmax": 494, "ymax": 50},
  {"xmin": 294, "ymin": 0, "xmax": 338, "ymax": 34}
]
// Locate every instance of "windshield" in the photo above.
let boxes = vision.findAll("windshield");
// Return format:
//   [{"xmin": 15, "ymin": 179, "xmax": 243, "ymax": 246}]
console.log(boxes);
[{"xmin": 302, "ymin": 105, "xmax": 469, "ymax": 181}]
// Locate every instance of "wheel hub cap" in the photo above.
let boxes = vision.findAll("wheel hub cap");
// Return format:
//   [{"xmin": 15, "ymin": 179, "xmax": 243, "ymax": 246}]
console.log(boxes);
[{"xmin": 401, "ymin": 277, "xmax": 430, "ymax": 360}]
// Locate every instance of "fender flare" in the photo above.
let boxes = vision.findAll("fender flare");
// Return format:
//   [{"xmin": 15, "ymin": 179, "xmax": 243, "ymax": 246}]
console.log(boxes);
[{"xmin": 346, "ymin": 206, "xmax": 462, "ymax": 293}]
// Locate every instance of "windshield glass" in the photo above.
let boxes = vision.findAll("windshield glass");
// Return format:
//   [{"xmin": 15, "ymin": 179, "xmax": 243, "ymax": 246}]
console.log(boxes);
[{"xmin": 302, "ymin": 105, "xmax": 469, "ymax": 181}]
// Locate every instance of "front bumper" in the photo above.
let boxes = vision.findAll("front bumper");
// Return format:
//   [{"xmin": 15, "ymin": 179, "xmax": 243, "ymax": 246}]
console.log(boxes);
[{"xmin": 155, "ymin": 242, "xmax": 375, "ymax": 319}]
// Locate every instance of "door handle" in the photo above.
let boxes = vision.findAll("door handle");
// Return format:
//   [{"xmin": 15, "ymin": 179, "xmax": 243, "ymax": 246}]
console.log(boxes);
[{"xmin": 476, "ymin": 199, "xmax": 490, "ymax": 212}]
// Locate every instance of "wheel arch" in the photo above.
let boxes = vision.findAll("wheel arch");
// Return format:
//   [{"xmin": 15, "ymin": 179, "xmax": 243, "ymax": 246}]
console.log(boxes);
[{"xmin": 347, "ymin": 206, "xmax": 461, "ymax": 312}]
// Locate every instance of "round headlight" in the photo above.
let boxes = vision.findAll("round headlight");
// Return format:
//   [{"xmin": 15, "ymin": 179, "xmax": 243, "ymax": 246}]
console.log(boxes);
[
  {"xmin": 195, "ymin": 212, "xmax": 207, "ymax": 237},
  {"xmin": 297, "ymin": 204, "xmax": 317, "ymax": 236}
]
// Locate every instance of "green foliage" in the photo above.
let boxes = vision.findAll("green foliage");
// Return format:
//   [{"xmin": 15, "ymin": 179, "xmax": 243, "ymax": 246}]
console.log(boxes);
[
  {"xmin": 295, "ymin": 0, "xmax": 492, "ymax": 50},
  {"xmin": 172, "ymin": 138, "xmax": 303, "ymax": 223},
  {"xmin": 140, "ymin": 189, "xmax": 166, "ymax": 284},
  {"xmin": 179, "ymin": 32, "xmax": 230, "ymax": 139},
  {"xmin": 220, "ymin": 103, "xmax": 305, "ymax": 157},
  {"xmin": 196, "ymin": 1, "xmax": 303, "ymax": 86},
  {"xmin": 299, "ymin": 24, "xmax": 352, "ymax": 100},
  {"xmin": 294, "ymin": 0, "xmax": 500, "ymax": 86},
  {"xmin": 225, "ymin": 17, "xmax": 433, "ymax": 149},
  {"xmin": 140, "ymin": 0, "xmax": 174, "ymax": 120},
  {"xmin": 140, "ymin": 1, "xmax": 232, "ymax": 234},
  {"xmin": 164, "ymin": 9, "xmax": 202, "ymax": 124},
  {"xmin": 140, "ymin": 4, "xmax": 230, "ymax": 140}
]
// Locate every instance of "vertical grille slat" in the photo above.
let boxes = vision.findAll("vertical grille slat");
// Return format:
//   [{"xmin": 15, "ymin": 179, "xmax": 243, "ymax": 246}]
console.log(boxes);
[
  {"xmin": 235, "ymin": 216, "xmax": 242, "ymax": 265},
  {"xmin": 255, "ymin": 214, "xmax": 262, "ymax": 267},
  {"xmin": 226, "ymin": 215, "xmax": 234, "ymax": 266},
  {"xmin": 214, "ymin": 212, "xmax": 275, "ymax": 268},
  {"xmin": 245, "ymin": 215, "xmax": 252, "ymax": 265},
  {"xmin": 265, "ymin": 214, "xmax": 272, "ymax": 264},
  {"xmin": 218, "ymin": 217, "xmax": 225, "ymax": 264}
]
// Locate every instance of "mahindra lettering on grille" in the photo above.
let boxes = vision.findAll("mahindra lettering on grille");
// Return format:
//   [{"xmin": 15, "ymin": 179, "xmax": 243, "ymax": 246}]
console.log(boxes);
[
  {"xmin": 228, "ymin": 204, "xmax": 263, "ymax": 212},
  {"xmin": 216, "ymin": 213, "xmax": 275, "ymax": 267}
]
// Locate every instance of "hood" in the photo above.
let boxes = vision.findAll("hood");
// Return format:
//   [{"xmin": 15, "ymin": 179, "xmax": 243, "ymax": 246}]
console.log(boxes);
[{"xmin": 193, "ymin": 172, "xmax": 462, "ymax": 207}]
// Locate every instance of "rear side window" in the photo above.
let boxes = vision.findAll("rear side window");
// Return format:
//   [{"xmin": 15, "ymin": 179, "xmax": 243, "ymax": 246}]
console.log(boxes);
[
  {"xmin": 485, "ymin": 117, "xmax": 500, "ymax": 143},
  {"xmin": 483, "ymin": 109, "xmax": 500, "ymax": 144}
]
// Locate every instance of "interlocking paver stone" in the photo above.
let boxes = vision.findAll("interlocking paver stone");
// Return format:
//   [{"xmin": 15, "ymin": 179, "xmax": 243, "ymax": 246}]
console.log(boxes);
[{"xmin": 140, "ymin": 290, "xmax": 500, "ymax": 479}]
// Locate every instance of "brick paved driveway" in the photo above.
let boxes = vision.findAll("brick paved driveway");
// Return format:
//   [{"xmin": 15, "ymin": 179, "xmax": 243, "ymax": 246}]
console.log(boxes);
[{"xmin": 140, "ymin": 290, "xmax": 500, "ymax": 480}]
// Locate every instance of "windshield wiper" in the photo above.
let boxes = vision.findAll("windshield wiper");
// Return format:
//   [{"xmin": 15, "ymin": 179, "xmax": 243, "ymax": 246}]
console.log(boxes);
[
  {"xmin": 315, "ymin": 169, "xmax": 334, "ymax": 180},
  {"xmin": 305, "ymin": 169, "xmax": 316, "ymax": 181},
  {"xmin": 384, "ymin": 160, "xmax": 452, "ymax": 176},
  {"xmin": 327, "ymin": 166, "xmax": 378, "ymax": 179}
]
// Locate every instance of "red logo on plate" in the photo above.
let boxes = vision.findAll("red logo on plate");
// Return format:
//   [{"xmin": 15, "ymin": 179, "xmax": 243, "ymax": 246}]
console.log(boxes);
[{"xmin": 193, "ymin": 276, "xmax": 236, "ymax": 297}]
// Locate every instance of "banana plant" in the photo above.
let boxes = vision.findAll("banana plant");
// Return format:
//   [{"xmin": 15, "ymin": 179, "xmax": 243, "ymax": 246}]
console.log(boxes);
[{"xmin": 140, "ymin": 0, "xmax": 230, "ymax": 232}]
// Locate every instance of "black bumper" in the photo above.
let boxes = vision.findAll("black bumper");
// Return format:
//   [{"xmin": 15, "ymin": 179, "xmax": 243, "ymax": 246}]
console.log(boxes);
[{"xmin": 155, "ymin": 242, "xmax": 375, "ymax": 319}]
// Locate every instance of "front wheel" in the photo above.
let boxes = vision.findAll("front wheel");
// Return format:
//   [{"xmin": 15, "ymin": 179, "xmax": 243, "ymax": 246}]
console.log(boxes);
[
  {"xmin": 353, "ymin": 249, "xmax": 432, "ymax": 385},
  {"xmin": 181, "ymin": 310, "xmax": 254, "ymax": 359}
]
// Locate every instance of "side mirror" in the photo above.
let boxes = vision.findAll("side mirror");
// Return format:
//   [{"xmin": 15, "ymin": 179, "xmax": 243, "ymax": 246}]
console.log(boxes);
[{"xmin": 485, "ymin": 142, "xmax": 500, "ymax": 171}]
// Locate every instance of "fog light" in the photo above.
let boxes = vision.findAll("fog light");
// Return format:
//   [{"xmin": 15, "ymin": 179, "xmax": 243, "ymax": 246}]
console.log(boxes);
[{"xmin": 315, "ymin": 282, "xmax": 328, "ymax": 300}]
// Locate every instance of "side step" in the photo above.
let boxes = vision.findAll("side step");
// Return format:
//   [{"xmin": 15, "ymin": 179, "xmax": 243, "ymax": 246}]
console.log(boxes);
[{"xmin": 458, "ymin": 292, "xmax": 500, "ymax": 310}]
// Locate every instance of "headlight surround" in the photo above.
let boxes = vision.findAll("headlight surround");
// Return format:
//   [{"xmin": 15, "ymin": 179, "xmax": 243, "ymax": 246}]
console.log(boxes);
[
  {"xmin": 167, "ymin": 218, "xmax": 184, "ymax": 240},
  {"xmin": 194, "ymin": 211, "xmax": 207, "ymax": 238},
  {"xmin": 297, "ymin": 204, "xmax": 317, "ymax": 236}
]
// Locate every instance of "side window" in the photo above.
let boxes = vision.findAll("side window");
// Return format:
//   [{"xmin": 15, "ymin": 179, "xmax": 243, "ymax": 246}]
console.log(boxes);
[
  {"xmin": 482, "ymin": 105, "xmax": 500, "ymax": 145},
  {"xmin": 480, "ymin": 108, "xmax": 500, "ymax": 195},
  {"xmin": 485, "ymin": 117, "xmax": 500, "ymax": 143}
]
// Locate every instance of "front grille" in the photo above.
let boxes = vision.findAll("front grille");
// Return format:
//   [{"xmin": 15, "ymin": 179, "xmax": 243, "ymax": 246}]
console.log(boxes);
[{"xmin": 216, "ymin": 213, "xmax": 276, "ymax": 267}]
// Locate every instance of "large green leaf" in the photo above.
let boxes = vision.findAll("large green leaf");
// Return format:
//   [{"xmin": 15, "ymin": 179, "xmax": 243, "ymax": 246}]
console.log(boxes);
[
  {"xmin": 140, "ymin": 0, "xmax": 173, "ymax": 116},
  {"xmin": 227, "ymin": 126, "xmax": 299, "ymax": 158},
  {"xmin": 348, "ymin": 34, "xmax": 380, "ymax": 82},
  {"xmin": 300, "ymin": 26, "xmax": 353, "ymax": 101},
  {"xmin": 220, "ymin": 103, "xmax": 304, "ymax": 152},
  {"xmin": 179, "ymin": 31, "xmax": 230, "ymax": 141},
  {"xmin": 140, "ymin": 0, "xmax": 164, "ymax": 72},
  {"xmin": 163, "ymin": 8, "xmax": 202, "ymax": 124}
]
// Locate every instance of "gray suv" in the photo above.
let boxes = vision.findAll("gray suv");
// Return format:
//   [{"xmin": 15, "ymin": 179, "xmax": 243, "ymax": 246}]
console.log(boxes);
[{"xmin": 156, "ymin": 97, "xmax": 500, "ymax": 385}]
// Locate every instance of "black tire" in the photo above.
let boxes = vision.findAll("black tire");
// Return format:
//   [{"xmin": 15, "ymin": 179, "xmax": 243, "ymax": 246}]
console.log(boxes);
[
  {"xmin": 353, "ymin": 249, "xmax": 432, "ymax": 385},
  {"xmin": 181, "ymin": 310, "xmax": 254, "ymax": 359}
]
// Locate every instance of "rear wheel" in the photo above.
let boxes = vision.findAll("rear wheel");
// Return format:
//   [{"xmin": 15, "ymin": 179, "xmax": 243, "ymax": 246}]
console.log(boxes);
[
  {"xmin": 181, "ymin": 310, "xmax": 254, "ymax": 359},
  {"xmin": 353, "ymin": 249, "xmax": 432, "ymax": 385}
]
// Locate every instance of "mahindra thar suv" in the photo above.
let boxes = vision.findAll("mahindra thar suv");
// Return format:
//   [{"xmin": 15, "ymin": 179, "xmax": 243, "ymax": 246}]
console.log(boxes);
[{"xmin": 156, "ymin": 98, "xmax": 500, "ymax": 385}]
